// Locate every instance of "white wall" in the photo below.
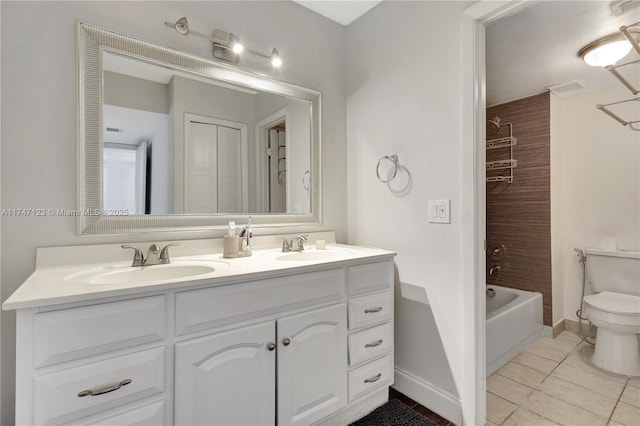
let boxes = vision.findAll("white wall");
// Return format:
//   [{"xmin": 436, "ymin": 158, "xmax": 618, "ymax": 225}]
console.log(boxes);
[
  {"xmin": 346, "ymin": 0, "xmax": 472, "ymax": 421},
  {"xmin": 551, "ymin": 86, "xmax": 640, "ymax": 324},
  {"xmin": 0, "ymin": 2, "xmax": 346, "ymax": 423}
]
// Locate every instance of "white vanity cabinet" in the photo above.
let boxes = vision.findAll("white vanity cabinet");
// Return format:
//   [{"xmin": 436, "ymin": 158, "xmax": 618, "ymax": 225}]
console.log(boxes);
[
  {"xmin": 175, "ymin": 304, "xmax": 347, "ymax": 426},
  {"xmin": 174, "ymin": 320, "xmax": 277, "ymax": 426},
  {"xmin": 11, "ymin": 255, "xmax": 394, "ymax": 426}
]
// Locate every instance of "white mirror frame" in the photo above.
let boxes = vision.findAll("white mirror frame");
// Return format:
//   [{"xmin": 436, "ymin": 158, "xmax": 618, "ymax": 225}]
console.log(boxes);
[{"xmin": 77, "ymin": 21, "xmax": 321, "ymax": 235}]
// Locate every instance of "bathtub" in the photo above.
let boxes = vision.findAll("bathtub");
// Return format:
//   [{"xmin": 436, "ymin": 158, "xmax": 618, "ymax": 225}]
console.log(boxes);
[{"xmin": 486, "ymin": 285, "xmax": 543, "ymax": 376}]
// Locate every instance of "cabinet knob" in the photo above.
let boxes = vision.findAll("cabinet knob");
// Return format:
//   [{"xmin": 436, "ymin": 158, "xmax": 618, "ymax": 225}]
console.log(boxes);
[
  {"xmin": 267, "ymin": 343, "xmax": 276, "ymax": 351},
  {"xmin": 282, "ymin": 337, "xmax": 291, "ymax": 346}
]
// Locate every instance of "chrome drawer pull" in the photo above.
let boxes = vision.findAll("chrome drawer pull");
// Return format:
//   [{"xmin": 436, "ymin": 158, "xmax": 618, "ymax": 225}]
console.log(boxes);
[
  {"xmin": 364, "ymin": 373, "xmax": 382, "ymax": 383},
  {"xmin": 77, "ymin": 379, "xmax": 132, "ymax": 397},
  {"xmin": 365, "ymin": 339, "xmax": 384, "ymax": 348},
  {"xmin": 364, "ymin": 306, "xmax": 383, "ymax": 314}
]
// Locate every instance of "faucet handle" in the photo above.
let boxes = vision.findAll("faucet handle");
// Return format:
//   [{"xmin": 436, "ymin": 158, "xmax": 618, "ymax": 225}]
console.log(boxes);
[
  {"xmin": 121, "ymin": 245, "xmax": 144, "ymax": 267},
  {"xmin": 276, "ymin": 237, "xmax": 291, "ymax": 252},
  {"xmin": 159, "ymin": 242, "xmax": 180, "ymax": 264}
]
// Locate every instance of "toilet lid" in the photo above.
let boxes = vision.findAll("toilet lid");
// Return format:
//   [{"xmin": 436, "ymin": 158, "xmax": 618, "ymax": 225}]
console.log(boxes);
[{"xmin": 584, "ymin": 292, "xmax": 640, "ymax": 315}]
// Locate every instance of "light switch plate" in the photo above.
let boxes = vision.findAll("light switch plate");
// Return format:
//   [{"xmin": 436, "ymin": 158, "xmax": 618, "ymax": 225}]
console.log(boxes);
[{"xmin": 427, "ymin": 200, "xmax": 451, "ymax": 223}]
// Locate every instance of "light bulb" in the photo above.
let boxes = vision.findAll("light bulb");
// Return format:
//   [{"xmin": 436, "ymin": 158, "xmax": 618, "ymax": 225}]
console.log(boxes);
[
  {"xmin": 270, "ymin": 49, "xmax": 282, "ymax": 67},
  {"xmin": 583, "ymin": 40, "xmax": 632, "ymax": 67},
  {"xmin": 230, "ymin": 34, "xmax": 243, "ymax": 54}
]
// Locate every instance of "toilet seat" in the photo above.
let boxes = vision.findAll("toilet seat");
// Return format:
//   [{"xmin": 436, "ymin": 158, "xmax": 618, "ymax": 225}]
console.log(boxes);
[{"xmin": 583, "ymin": 291, "xmax": 640, "ymax": 315}]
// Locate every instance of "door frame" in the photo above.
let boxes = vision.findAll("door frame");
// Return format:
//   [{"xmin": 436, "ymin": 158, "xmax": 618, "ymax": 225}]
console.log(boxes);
[
  {"xmin": 255, "ymin": 108, "xmax": 289, "ymax": 212},
  {"xmin": 183, "ymin": 113, "xmax": 249, "ymax": 213},
  {"xmin": 461, "ymin": 1, "xmax": 533, "ymax": 424}
]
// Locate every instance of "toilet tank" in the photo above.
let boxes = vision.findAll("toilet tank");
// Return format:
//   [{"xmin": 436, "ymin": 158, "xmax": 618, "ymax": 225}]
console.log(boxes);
[{"xmin": 585, "ymin": 249, "xmax": 640, "ymax": 296}]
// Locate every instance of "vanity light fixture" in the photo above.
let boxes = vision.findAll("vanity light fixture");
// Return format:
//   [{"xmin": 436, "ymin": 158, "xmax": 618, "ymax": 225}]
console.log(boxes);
[
  {"xmin": 578, "ymin": 27, "xmax": 639, "ymax": 67},
  {"xmin": 164, "ymin": 17, "xmax": 282, "ymax": 67}
]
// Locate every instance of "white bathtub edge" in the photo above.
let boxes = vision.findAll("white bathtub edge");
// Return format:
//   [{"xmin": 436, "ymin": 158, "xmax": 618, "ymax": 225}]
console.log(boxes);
[{"xmin": 487, "ymin": 325, "xmax": 542, "ymax": 376}]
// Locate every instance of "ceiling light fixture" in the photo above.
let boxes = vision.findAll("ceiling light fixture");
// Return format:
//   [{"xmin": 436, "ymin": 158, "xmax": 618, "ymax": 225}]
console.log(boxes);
[
  {"xmin": 270, "ymin": 49, "xmax": 282, "ymax": 68},
  {"xmin": 578, "ymin": 28, "xmax": 639, "ymax": 67},
  {"xmin": 165, "ymin": 17, "xmax": 282, "ymax": 67}
]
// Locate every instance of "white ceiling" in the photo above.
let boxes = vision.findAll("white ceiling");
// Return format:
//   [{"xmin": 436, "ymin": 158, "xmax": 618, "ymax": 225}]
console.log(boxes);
[
  {"xmin": 292, "ymin": 1, "xmax": 382, "ymax": 25},
  {"xmin": 487, "ymin": 1, "xmax": 640, "ymax": 106}
]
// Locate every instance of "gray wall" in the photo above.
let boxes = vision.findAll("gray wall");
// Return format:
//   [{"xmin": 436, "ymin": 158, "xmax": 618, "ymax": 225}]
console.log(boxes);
[
  {"xmin": 104, "ymin": 71, "xmax": 170, "ymax": 114},
  {"xmin": 0, "ymin": 2, "xmax": 346, "ymax": 423}
]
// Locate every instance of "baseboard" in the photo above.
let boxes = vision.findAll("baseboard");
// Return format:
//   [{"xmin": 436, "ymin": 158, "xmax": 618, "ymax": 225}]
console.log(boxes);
[
  {"xmin": 564, "ymin": 318, "xmax": 597, "ymax": 338},
  {"xmin": 552, "ymin": 319, "xmax": 565, "ymax": 337},
  {"xmin": 393, "ymin": 367, "xmax": 462, "ymax": 425},
  {"xmin": 314, "ymin": 388, "xmax": 388, "ymax": 425},
  {"xmin": 543, "ymin": 324, "xmax": 554, "ymax": 338}
]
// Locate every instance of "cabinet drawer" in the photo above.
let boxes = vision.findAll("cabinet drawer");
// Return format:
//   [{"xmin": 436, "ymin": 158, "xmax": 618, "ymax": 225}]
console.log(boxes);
[
  {"xmin": 347, "ymin": 261, "xmax": 393, "ymax": 295},
  {"xmin": 348, "ymin": 354, "xmax": 393, "ymax": 402},
  {"xmin": 86, "ymin": 400, "xmax": 164, "ymax": 425},
  {"xmin": 176, "ymin": 268, "xmax": 345, "ymax": 336},
  {"xmin": 33, "ymin": 347, "xmax": 165, "ymax": 425},
  {"xmin": 34, "ymin": 296, "xmax": 165, "ymax": 368},
  {"xmin": 348, "ymin": 291, "xmax": 393, "ymax": 329},
  {"xmin": 348, "ymin": 322, "xmax": 393, "ymax": 366}
]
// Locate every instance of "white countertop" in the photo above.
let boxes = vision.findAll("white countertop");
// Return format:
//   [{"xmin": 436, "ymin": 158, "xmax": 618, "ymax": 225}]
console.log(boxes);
[{"xmin": 3, "ymin": 239, "xmax": 395, "ymax": 311}]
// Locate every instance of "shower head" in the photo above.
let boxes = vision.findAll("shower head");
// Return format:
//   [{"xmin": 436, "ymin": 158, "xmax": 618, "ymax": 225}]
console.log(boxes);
[{"xmin": 488, "ymin": 117, "xmax": 501, "ymax": 133}]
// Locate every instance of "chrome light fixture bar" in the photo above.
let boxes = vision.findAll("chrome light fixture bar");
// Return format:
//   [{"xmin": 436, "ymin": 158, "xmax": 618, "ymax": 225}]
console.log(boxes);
[
  {"xmin": 165, "ymin": 17, "xmax": 282, "ymax": 67},
  {"xmin": 596, "ymin": 98, "xmax": 640, "ymax": 131}
]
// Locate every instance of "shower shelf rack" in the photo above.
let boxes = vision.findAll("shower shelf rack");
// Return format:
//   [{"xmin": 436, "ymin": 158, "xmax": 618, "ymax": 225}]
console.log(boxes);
[
  {"xmin": 486, "ymin": 176, "xmax": 513, "ymax": 183},
  {"xmin": 486, "ymin": 117, "xmax": 517, "ymax": 183},
  {"xmin": 486, "ymin": 136, "xmax": 517, "ymax": 149},
  {"xmin": 487, "ymin": 159, "xmax": 518, "ymax": 170}
]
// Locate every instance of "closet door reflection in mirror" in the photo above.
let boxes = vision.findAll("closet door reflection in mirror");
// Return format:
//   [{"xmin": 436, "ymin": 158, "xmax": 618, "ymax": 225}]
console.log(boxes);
[{"xmin": 102, "ymin": 51, "xmax": 311, "ymax": 215}]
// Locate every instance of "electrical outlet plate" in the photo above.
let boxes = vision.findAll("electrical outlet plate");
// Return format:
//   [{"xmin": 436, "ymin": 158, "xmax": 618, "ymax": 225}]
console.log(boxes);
[{"xmin": 428, "ymin": 200, "xmax": 451, "ymax": 224}]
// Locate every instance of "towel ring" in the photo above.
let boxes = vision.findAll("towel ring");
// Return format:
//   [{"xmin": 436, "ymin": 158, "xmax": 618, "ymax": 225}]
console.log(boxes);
[
  {"xmin": 302, "ymin": 170, "xmax": 310, "ymax": 190},
  {"xmin": 376, "ymin": 155, "xmax": 399, "ymax": 183}
]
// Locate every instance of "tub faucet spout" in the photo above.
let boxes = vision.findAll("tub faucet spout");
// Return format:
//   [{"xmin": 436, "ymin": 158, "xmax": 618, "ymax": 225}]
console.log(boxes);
[{"xmin": 489, "ymin": 265, "xmax": 502, "ymax": 276}]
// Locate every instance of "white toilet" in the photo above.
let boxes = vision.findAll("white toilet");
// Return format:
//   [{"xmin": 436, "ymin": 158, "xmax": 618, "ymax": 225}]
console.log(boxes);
[{"xmin": 583, "ymin": 248, "xmax": 640, "ymax": 376}]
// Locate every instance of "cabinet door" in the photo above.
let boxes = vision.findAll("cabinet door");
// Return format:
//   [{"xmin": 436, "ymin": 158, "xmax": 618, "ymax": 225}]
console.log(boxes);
[
  {"xmin": 277, "ymin": 304, "xmax": 347, "ymax": 425},
  {"xmin": 175, "ymin": 321, "xmax": 276, "ymax": 426}
]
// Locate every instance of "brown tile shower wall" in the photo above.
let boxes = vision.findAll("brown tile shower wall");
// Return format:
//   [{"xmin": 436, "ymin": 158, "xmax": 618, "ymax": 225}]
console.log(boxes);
[{"xmin": 486, "ymin": 92, "xmax": 552, "ymax": 326}]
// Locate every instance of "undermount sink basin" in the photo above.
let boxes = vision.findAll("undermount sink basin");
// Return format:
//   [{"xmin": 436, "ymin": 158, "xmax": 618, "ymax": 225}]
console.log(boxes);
[
  {"xmin": 66, "ymin": 260, "xmax": 229, "ymax": 285},
  {"xmin": 272, "ymin": 247, "xmax": 355, "ymax": 262}
]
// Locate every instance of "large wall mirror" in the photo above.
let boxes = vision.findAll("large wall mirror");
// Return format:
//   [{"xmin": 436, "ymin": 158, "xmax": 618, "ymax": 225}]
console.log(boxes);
[{"xmin": 77, "ymin": 22, "xmax": 321, "ymax": 235}]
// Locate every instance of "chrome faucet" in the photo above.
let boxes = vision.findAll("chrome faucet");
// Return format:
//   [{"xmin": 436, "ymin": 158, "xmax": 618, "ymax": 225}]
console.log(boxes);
[
  {"xmin": 488, "ymin": 265, "xmax": 502, "ymax": 277},
  {"xmin": 277, "ymin": 235, "xmax": 308, "ymax": 252},
  {"xmin": 290, "ymin": 235, "xmax": 307, "ymax": 252},
  {"xmin": 122, "ymin": 242, "xmax": 180, "ymax": 267}
]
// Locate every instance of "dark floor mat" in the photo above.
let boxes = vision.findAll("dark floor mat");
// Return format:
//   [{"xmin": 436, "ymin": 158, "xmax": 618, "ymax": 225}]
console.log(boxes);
[{"xmin": 350, "ymin": 398, "xmax": 440, "ymax": 426}]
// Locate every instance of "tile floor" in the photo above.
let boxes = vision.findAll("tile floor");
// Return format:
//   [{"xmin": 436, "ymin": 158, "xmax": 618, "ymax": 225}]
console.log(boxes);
[
  {"xmin": 487, "ymin": 330, "xmax": 640, "ymax": 426},
  {"xmin": 391, "ymin": 330, "xmax": 639, "ymax": 426}
]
